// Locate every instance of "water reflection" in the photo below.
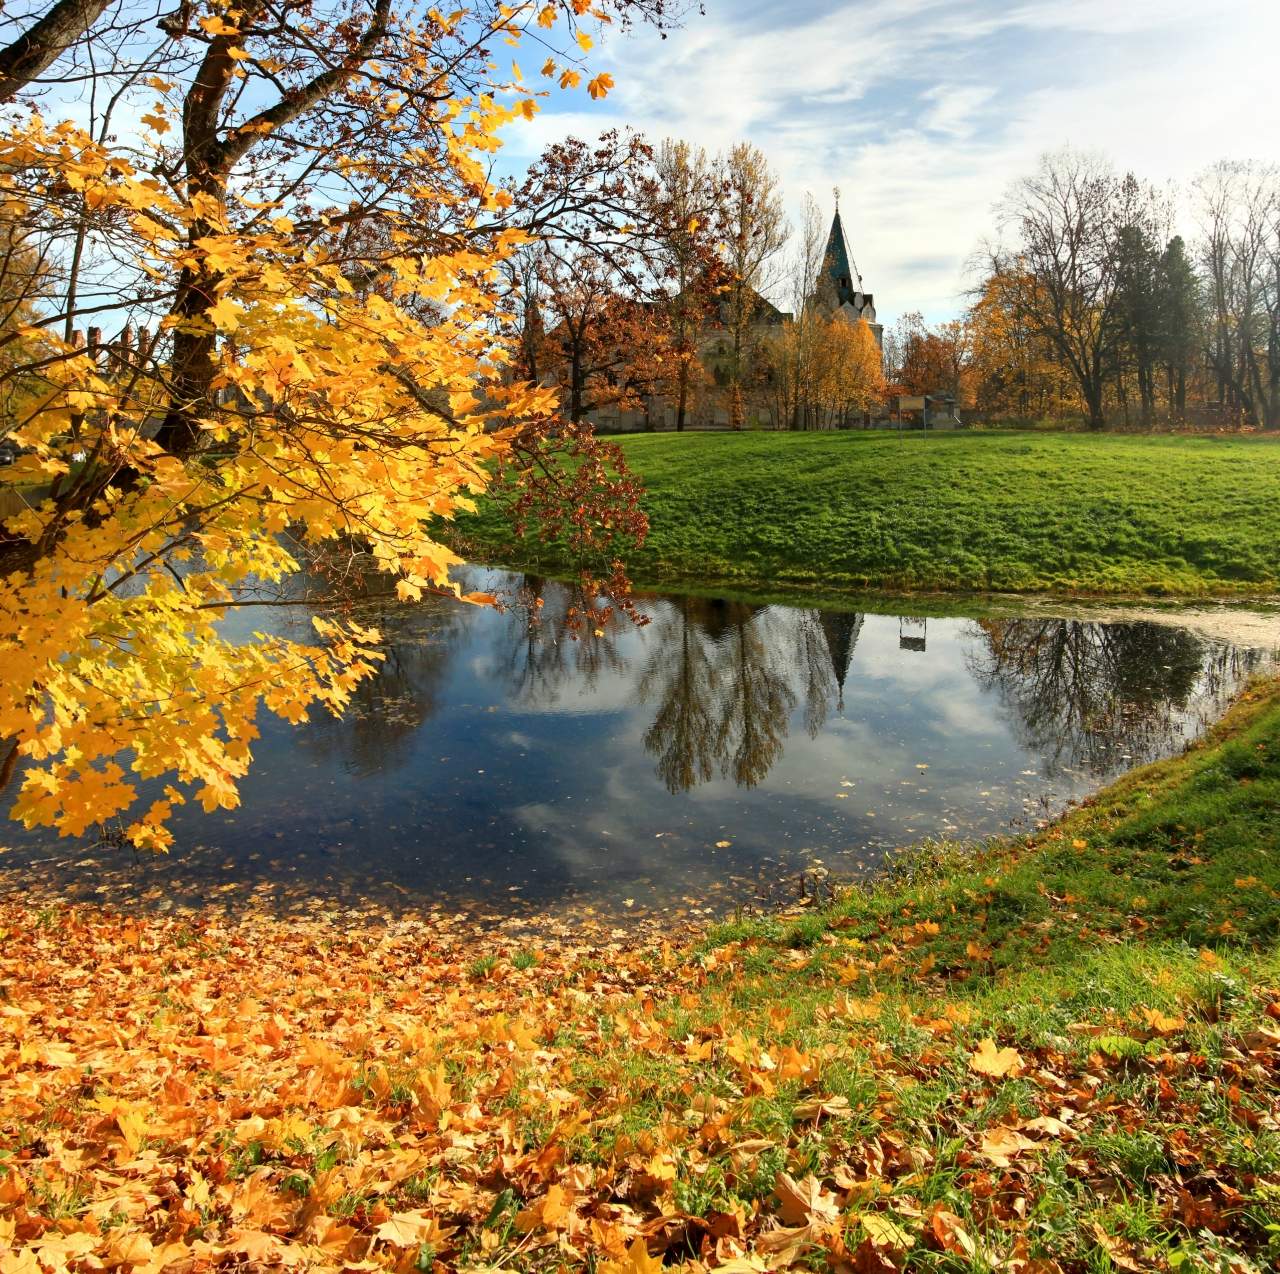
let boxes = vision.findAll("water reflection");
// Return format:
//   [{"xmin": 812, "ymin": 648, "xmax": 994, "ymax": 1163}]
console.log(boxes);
[
  {"xmin": 499, "ymin": 576, "xmax": 627, "ymax": 705},
  {"xmin": 301, "ymin": 598, "xmax": 464, "ymax": 778},
  {"xmin": 2, "ymin": 569, "xmax": 1274, "ymax": 918},
  {"xmin": 968, "ymin": 619, "xmax": 1264, "ymax": 777}
]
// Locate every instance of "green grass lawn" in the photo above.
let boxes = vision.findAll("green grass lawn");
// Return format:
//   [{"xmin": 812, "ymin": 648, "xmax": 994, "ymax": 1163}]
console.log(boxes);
[
  {"xmin": 456, "ymin": 430, "xmax": 1280, "ymax": 598},
  {"xmin": 6, "ymin": 680, "xmax": 1277, "ymax": 1272}
]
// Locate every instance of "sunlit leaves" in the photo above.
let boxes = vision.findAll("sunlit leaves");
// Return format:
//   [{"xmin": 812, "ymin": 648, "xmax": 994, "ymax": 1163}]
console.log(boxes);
[
  {"xmin": 968, "ymin": 1037, "xmax": 1026, "ymax": 1078},
  {"xmin": 0, "ymin": 0, "xmax": 640, "ymax": 847}
]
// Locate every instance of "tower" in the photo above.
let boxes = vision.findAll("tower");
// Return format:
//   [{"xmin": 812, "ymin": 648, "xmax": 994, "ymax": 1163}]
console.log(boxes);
[{"xmin": 817, "ymin": 192, "xmax": 882, "ymax": 347}]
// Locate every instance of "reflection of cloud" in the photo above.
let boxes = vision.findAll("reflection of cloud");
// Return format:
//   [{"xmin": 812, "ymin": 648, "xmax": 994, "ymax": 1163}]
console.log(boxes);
[{"xmin": 499, "ymin": 0, "xmax": 1280, "ymax": 323}]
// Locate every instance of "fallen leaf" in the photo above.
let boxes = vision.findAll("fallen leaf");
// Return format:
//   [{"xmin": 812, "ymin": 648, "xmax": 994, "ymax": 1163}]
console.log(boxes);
[
  {"xmin": 860, "ymin": 1211, "xmax": 912, "ymax": 1248},
  {"xmin": 774, "ymin": 1172, "xmax": 841, "ymax": 1226},
  {"xmin": 969, "ymin": 1037, "xmax": 1025, "ymax": 1078},
  {"xmin": 930, "ymin": 1205, "xmax": 977, "ymax": 1257},
  {"xmin": 598, "ymin": 1237, "xmax": 664, "ymax": 1274},
  {"xmin": 980, "ymin": 1125, "xmax": 1040, "ymax": 1167}
]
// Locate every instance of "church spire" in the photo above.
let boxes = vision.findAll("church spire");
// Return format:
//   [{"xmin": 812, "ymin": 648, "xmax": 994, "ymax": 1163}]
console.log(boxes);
[
  {"xmin": 823, "ymin": 203, "xmax": 863, "ymax": 309},
  {"xmin": 818, "ymin": 611, "xmax": 864, "ymax": 711}
]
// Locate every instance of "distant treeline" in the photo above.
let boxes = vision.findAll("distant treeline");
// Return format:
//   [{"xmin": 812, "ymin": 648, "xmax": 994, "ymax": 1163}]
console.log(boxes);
[{"xmin": 887, "ymin": 152, "xmax": 1279, "ymax": 431}]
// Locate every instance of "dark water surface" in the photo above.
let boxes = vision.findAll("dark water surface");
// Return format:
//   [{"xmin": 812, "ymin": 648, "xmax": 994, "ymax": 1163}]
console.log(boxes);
[{"xmin": 3, "ymin": 569, "xmax": 1274, "ymax": 921}]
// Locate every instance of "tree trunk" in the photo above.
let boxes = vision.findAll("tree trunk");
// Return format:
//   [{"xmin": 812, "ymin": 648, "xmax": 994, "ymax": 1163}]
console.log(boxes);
[
  {"xmin": 1084, "ymin": 381, "xmax": 1106, "ymax": 431},
  {"xmin": 0, "ymin": 0, "xmax": 111, "ymax": 101},
  {"xmin": 151, "ymin": 33, "xmax": 243, "ymax": 457},
  {"xmin": 570, "ymin": 350, "xmax": 584, "ymax": 423}
]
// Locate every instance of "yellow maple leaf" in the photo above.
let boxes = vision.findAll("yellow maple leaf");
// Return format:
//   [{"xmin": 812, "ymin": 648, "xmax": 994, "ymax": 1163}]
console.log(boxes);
[
  {"xmin": 968, "ymin": 1037, "xmax": 1025, "ymax": 1079},
  {"xmin": 598, "ymin": 1238, "xmax": 664, "ymax": 1274}
]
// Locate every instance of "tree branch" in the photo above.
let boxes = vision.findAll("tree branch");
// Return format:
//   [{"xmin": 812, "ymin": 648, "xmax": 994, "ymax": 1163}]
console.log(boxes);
[{"xmin": 0, "ymin": 0, "xmax": 111, "ymax": 101}]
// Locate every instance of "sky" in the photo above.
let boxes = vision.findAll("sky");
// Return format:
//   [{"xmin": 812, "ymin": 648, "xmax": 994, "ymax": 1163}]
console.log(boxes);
[{"xmin": 502, "ymin": 0, "xmax": 1280, "ymax": 325}]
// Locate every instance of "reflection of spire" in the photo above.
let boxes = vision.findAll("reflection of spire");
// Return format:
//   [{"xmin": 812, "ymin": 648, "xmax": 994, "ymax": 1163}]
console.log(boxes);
[{"xmin": 817, "ymin": 610, "xmax": 864, "ymax": 709}]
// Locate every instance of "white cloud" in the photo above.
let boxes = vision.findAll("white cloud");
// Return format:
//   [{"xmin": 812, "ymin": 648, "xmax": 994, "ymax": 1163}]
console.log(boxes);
[{"xmin": 511, "ymin": 0, "xmax": 1280, "ymax": 323}]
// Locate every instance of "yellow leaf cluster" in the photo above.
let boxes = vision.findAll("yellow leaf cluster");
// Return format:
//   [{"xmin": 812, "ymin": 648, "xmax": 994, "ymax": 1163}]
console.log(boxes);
[{"xmin": 0, "ymin": 84, "xmax": 565, "ymax": 846}]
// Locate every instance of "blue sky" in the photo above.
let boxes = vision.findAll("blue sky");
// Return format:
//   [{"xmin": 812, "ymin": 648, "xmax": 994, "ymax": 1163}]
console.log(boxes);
[{"xmin": 503, "ymin": 0, "xmax": 1280, "ymax": 324}]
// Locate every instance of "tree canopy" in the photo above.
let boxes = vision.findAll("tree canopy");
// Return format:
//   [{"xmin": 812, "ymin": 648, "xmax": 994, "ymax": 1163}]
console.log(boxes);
[{"xmin": 0, "ymin": 0, "xmax": 666, "ymax": 847}]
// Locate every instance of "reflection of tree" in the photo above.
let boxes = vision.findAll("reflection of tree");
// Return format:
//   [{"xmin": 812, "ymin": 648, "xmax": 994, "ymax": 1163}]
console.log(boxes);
[
  {"xmin": 299, "ymin": 597, "xmax": 462, "ymax": 776},
  {"xmin": 795, "ymin": 611, "xmax": 837, "ymax": 738},
  {"xmin": 713, "ymin": 606, "xmax": 795, "ymax": 788},
  {"xmin": 497, "ymin": 575, "xmax": 628, "ymax": 707},
  {"xmin": 638, "ymin": 596, "xmax": 720, "ymax": 793},
  {"xmin": 1199, "ymin": 641, "xmax": 1267, "ymax": 702},
  {"xmin": 968, "ymin": 618, "xmax": 1218, "ymax": 776},
  {"xmin": 638, "ymin": 599, "xmax": 799, "ymax": 791},
  {"xmin": 497, "ymin": 584, "xmax": 873, "ymax": 793}
]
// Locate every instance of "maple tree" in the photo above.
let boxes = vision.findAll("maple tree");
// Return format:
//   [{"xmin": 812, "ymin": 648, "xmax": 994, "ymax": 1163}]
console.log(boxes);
[{"xmin": 0, "ymin": 1, "xmax": 668, "ymax": 848}]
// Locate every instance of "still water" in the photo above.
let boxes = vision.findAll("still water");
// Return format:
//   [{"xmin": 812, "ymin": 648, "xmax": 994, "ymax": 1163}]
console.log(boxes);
[{"xmin": 3, "ymin": 569, "xmax": 1274, "ymax": 920}]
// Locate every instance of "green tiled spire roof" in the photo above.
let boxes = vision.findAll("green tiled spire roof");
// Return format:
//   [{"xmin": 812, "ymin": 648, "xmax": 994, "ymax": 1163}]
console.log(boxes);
[{"xmin": 824, "ymin": 208, "xmax": 862, "ymax": 308}]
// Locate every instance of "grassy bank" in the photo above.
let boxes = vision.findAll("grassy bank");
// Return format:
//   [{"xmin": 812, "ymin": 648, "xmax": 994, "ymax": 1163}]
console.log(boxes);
[
  {"xmin": 3, "ymin": 680, "xmax": 1280, "ymax": 1272},
  {"xmin": 456, "ymin": 430, "xmax": 1280, "ymax": 598}
]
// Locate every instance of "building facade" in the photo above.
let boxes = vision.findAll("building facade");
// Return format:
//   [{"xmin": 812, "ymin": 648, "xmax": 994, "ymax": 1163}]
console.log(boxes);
[{"xmin": 592, "ymin": 205, "xmax": 883, "ymax": 432}]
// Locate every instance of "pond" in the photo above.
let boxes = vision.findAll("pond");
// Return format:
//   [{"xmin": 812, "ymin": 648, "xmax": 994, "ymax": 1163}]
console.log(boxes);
[{"xmin": 3, "ymin": 568, "xmax": 1275, "ymax": 923}]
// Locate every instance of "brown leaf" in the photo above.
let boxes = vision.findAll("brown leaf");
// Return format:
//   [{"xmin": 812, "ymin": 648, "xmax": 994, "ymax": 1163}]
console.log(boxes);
[
  {"xmin": 756, "ymin": 1222, "xmax": 829, "ymax": 1267},
  {"xmin": 774, "ymin": 1172, "xmax": 842, "ymax": 1226},
  {"xmin": 1089, "ymin": 1223, "xmax": 1144, "ymax": 1271},
  {"xmin": 979, "ymin": 1125, "xmax": 1040, "ymax": 1167},
  {"xmin": 792, "ymin": 1094, "xmax": 853, "ymax": 1123}
]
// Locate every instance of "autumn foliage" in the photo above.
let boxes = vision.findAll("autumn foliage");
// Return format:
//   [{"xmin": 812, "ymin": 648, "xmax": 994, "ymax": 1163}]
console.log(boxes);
[
  {"xmin": 2, "ymin": 676, "xmax": 1280, "ymax": 1271},
  {"xmin": 0, "ymin": 1, "xmax": 660, "ymax": 848}
]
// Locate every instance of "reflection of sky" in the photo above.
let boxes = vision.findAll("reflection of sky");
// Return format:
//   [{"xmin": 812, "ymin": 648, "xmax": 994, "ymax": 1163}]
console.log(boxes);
[{"xmin": 2, "ymin": 573, "xmax": 1271, "ymax": 916}]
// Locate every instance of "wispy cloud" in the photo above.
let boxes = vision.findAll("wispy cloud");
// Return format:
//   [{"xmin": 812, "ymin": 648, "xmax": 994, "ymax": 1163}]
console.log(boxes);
[{"xmin": 504, "ymin": 0, "xmax": 1280, "ymax": 322}]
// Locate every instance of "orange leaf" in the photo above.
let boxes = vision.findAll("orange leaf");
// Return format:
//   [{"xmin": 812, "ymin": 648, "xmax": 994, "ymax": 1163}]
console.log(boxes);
[
  {"xmin": 968, "ymin": 1037, "xmax": 1025, "ymax": 1078},
  {"xmin": 930, "ymin": 1205, "xmax": 976, "ymax": 1257}
]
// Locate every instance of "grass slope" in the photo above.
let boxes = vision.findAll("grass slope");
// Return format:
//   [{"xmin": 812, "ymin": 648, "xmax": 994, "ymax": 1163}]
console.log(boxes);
[
  {"xmin": 458, "ymin": 430, "xmax": 1280, "ymax": 598},
  {"xmin": 2, "ymin": 682, "xmax": 1279, "ymax": 1271}
]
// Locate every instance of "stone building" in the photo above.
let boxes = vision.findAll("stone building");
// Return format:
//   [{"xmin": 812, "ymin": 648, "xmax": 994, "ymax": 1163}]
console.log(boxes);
[
  {"xmin": 588, "ymin": 203, "xmax": 883, "ymax": 431},
  {"xmin": 812, "ymin": 204, "xmax": 882, "ymax": 348}
]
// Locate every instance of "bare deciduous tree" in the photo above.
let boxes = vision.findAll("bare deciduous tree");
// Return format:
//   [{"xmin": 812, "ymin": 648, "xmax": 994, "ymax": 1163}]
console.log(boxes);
[
  {"xmin": 1196, "ymin": 161, "xmax": 1280, "ymax": 430},
  {"xmin": 991, "ymin": 150, "xmax": 1124, "ymax": 430}
]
